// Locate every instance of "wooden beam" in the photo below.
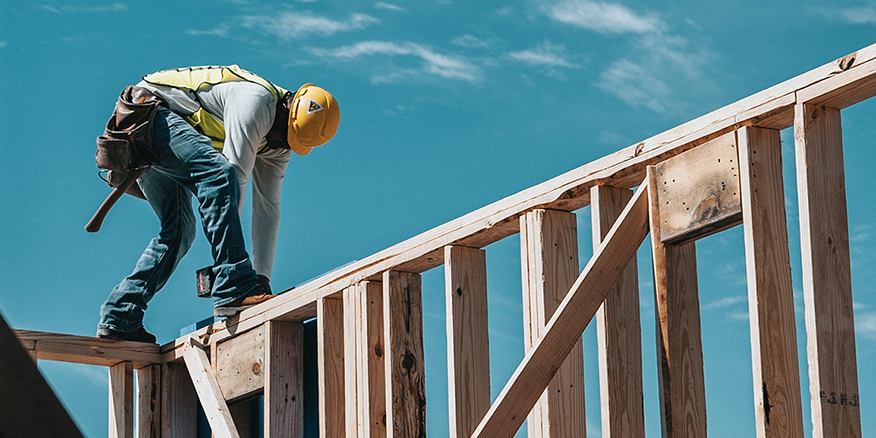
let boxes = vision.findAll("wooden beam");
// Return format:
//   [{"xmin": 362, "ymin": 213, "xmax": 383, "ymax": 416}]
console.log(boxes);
[
  {"xmin": 181, "ymin": 337, "xmax": 240, "ymax": 438},
  {"xmin": 362, "ymin": 282, "xmax": 388, "ymax": 438},
  {"xmin": 265, "ymin": 321, "xmax": 304, "ymax": 438},
  {"xmin": 471, "ymin": 181, "xmax": 650, "ymax": 438},
  {"xmin": 215, "ymin": 326, "xmax": 266, "ymax": 402},
  {"xmin": 110, "ymin": 361, "xmax": 134, "ymax": 438},
  {"xmin": 383, "ymin": 271, "xmax": 427, "ymax": 438},
  {"xmin": 317, "ymin": 297, "xmax": 345, "ymax": 438},
  {"xmin": 344, "ymin": 285, "xmax": 363, "ymax": 437},
  {"xmin": 591, "ymin": 186, "xmax": 645, "ymax": 438},
  {"xmin": 161, "ymin": 361, "xmax": 198, "ymax": 438},
  {"xmin": 445, "ymin": 246, "xmax": 491, "ymax": 438},
  {"xmin": 15, "ymin": 329, "xmax": 161, "ymax": 368},
  {"xmin": 137, "ymin": 365, "xmax": 161, "ymax": 438},
  {"xmin": 0, "ymin": 311, "xmax": 84, "ymax": 438},
  {"xmin": 738, "ymin": 126, "xmax": 805, "ymax": 437},
  {"xmin": 520, "ymin": 210, "xmax": 586, "ymax": 437},
  {"xmin": 794, "ymin": 103, "xmax": 862, "ymax": 438},
  {"xmin": 647, "ymin": 166, "xmax": 707, "ymax": 438},
  {"xmin": 160, "ymin": 44, "xmax": 876, "ymax": 353}
]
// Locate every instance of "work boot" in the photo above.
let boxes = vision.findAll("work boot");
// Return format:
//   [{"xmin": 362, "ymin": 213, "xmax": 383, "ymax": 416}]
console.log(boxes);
[
  {"xmin": 97, "ymin": 326, "xmax": 157, "ymax": 344},
  {"xmin": 214, "ymin": 284, "xmax": 274, "ymax": 317}
]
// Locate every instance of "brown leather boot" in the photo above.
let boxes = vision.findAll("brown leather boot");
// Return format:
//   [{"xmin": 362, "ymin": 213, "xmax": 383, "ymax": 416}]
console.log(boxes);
[{"xmin": 214, "ymin": 284, "xmax": 274, "ymax": 317}]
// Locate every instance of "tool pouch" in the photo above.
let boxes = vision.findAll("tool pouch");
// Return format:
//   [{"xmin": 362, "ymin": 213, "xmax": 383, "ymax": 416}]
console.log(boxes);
[{"xmin": 95, "ymin": 85, "xmax": 163, "ymax": 172}]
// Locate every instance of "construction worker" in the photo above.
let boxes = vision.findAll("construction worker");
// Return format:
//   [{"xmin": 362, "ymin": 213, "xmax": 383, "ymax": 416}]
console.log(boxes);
[
  {"xmin": 97, "ymin": 66, "xmax": 339, "ymax": 343},
  {"xmin": 137, "ymin": 65, "xmax": 340, "ymax": 294}
]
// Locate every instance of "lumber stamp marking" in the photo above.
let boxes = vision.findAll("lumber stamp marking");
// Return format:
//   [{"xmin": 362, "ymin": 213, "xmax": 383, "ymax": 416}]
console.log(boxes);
[{"xmin": 652, "ymin": 131, "xmax": 742, "ymax": 243}]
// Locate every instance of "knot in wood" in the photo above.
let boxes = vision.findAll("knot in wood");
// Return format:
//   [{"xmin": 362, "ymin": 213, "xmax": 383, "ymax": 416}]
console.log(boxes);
[{"xmin": 252, "ymin": 361, "xmax": 262, "ymax": 376}]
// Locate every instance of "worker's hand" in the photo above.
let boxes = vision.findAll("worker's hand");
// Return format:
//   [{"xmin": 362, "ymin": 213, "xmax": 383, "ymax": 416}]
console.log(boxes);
[{"xmin": 257, "ymin": 275, "xmax": 273, "ymax": 295}]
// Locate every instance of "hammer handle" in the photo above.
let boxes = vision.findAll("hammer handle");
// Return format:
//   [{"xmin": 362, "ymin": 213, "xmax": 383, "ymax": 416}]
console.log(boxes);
[{"xmin": 85, "ymin": 167, "xmax": 148, "ymax": 233}]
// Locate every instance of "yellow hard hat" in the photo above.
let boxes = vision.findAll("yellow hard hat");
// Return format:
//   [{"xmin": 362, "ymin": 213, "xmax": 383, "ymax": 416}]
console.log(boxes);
[{"xmin": 287, "ymin": 84, "xmax": 340, "ymax": 156}]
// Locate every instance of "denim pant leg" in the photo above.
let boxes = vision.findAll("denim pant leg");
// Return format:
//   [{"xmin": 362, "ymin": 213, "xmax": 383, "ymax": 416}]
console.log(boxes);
[
  {"xmin": 98, "ymin": 171, "xmax": 196, "ymax": 332},
  {"xmin": 98, "ymin": 107, "xmax": 258, "ymax": 331}
]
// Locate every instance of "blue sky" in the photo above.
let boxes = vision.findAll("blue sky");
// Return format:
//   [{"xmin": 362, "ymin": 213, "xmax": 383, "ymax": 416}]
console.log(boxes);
[{"xmin": 1, "ymin": 0, "xmax": 875, "ymax": 436}]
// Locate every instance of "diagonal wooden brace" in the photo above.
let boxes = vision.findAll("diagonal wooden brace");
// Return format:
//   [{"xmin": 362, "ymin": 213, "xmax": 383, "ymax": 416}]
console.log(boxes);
[
  {"xmin": 181, "ymin": 337, "xmax": 240, "ymax": 438},
  {"xmin": 471, "ymin": 179, "xmax": 651, "ymax": 438}
]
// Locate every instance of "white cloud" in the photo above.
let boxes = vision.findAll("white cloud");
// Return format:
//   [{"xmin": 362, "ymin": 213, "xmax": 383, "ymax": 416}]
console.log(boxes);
[
  {"xmin": 508, "ymin": 41, "xmax": 577, "ymax": 68},
  {"xmin": 813, "ymin": 6, "xmax": 876, "ymax": 25},
  {"xmin": 310, "ymin": 41, "xmax": 481, "ymax": 83},
  {"xmin": 40, "ymin": 3, "xmax": 127, "ymax": 13},
  {"xmin": 375, "ymin": 2, "xmax": 406, "ymax": 12},
  {"xmin": 545, "ymin": 0, "xmax": 663, "ymax": 34},
  {"xmin": 703, "ymin": 295, "xmax": 747, "ymax": 310},
  {"xmin": 599, "ymin": 58, "xmax": 672, "ymax": 113},
  {"xmin": 452, "ymin": 34, "xmax": 490, "ymax": 49},
  {"xmin": 187, "ymin": 26, "xmax": 230, "ymax": 37},
  {"xmin": 242, "ymin": 11, "xmax": 380, "ymax": 39},
  {"xmin": 857, "ymin": 311, "xmax": 876, "ymax": 340},
  {"xmin": 0, "ymin": 42, "xmax": 6, "ymax": 48}
]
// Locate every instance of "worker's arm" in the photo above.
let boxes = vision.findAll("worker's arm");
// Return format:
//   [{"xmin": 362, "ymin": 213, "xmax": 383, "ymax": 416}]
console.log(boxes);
[{"xmin": 251, "ymin": 148, "xmax": 290, "ymax": 279}]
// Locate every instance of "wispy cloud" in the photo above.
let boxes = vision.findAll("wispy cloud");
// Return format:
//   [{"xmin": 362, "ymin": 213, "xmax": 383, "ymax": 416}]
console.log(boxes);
[
  {"xmin": 0, "ymin": 42, "xmax": 6, "ymax": 48},
  {"xmin": 598, "ymin": 58, "xmax": 672, "ymax": 113},
  {"xmin": 40, "ymin": 3, "xmax": 127, "ymax": 13},
  {"xmin": 857, "ymin": 311, "xmax": 876, "ymax": 340},
  {"xmin": 544, "ymin": 0, "xmax": 664, "ymax": 34},
  {"xmin": 242, "ymin": 11, "xmax": 380, "ymax": 39},
  {"xmin": 508, "ymin": 41, "xmax": 577, "ymax": 68},
  {"xmin": 703, "ymin": 295, "xmax": 747, "ymax": 310},
  {"xmin": 187, "ymin": 26, "xmax": 230, "ymax": 37},
  {"xmin": 812, "ymin": 6, "xmax": 876, "ymax": 25},
  {"xmin": 375, "ymin": 2, "xmax": 406, "ymax": 12},
  {"xmin": 452, "ymin": 34, "xmax": 491, "ymax": 49},
  {"xmin": 310, "ymin": 41, "xmax": 481, "ymax": 83}
]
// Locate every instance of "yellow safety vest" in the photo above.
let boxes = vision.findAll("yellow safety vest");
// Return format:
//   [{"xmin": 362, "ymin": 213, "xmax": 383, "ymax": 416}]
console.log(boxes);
[{"xmin": 143, "ymin": 65, "xmax": 290, "ymax": 152}]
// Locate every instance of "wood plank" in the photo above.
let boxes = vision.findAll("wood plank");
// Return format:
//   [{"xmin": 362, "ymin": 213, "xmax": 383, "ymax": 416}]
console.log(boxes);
[
  {"xmin": 317, "ymin": 297, "xmax": 346, "ymax": 438},
  {"xmin": 362, "ymin": 282, "xmax": 388, "ymax": 438},
  {"xmin": 215, "ymin": 326, "xmax": 265, "ymax": 402},
  {"xmin": 647, "ymin": 166, "xmax": 707, "ymax": 438},
  {"xmin": 15, "ymin": 329, "xmax": 161, "ymax": 368},
  {"xmin": 652, "ymin": 132, "xmax": 742, "ymax": 243},
  {"xmin": 794, "ymin": 103, "xmax": 862, "ymax": 438},
  {"xmin": 471, "ymin": 181, "xmax": 650, "ymax": 438},
  {"xmin": 520, "ymin": 210, "xmax": 586, "ymax": 437},
  {"xmin": 343, "ymin": 285, "xmax": 363, "ymax": 437},
  {"xmin": 181, "ymin": 337, "xmax": 240, "ymax": 438},
  {"xmin": 383, "ymin": 271, "xmax": 427, "ymax": 438},
  {"xmin": 591, "ymin": 186, "xmax": 645, "ymax": 438},
  {"xmin": 229, "ymin": 401, "xmax": 252, "ymax": 438},
  {"xmin": 160, "ymin": 44, "xmax": 876, "ymax": 354},
  {"xmin": 161, "ymin": 361, "xmax": 198, "ymax": 438},
  {"xmin": 797, "ymin": 52, "xmax": 876, "ymax": 109},
  {"xmin": 0, "ymin": 311, "xmax": 84, "ymax": 438},
  {"xmin": 110, "ymin": 361, "xmax": 134, "ymax": 438},
  {"xmin": 265, "ymin": 320, "xmax": 304, "ymax": 438},
  {"xmin": 738, "ymin": 126, "xmax": 805, "ymax": 438},
  {"xmin": 137, "ymin": 365, "xmax": 161, "ymax": 438},
  {"xmin": 445, "ymin": 246, "xmax": 491, "ymax": 438}
]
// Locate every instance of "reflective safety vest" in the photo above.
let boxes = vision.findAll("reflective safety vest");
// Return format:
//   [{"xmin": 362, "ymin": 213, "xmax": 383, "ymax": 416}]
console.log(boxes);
[{"xmin": 143, "ymin": 65, "xmax": 290, "ymax": 152}]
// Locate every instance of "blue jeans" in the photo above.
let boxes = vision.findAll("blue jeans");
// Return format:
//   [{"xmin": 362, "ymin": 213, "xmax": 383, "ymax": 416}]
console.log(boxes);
[{"xmin": 98, "ymin": 107, "xmax": 258, "ymax": 333}]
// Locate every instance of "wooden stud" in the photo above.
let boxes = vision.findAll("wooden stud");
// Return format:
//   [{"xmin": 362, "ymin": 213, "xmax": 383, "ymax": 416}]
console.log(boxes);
[
  {"xmin": 161, "ymin": 361, "xmax": 198, "ymax": 438},
  {"xmin": 445, "ymin": 246, "xmax": 491, "ymax": 438},
  {"xmin": 137, "ymin": 365, "xmax": 161, "ymax": 438},
  {"xmin": 647, "ymin": 166, "xmax": 708, "ymax": 438},
  {"xmin": 471, "ymin": 181, "xmax": 650, "ymax": 438},
  {"xmin": 591, "ymin": 186, "xmax": 645, "ymax": 438},
  {"xmin": 317, "ymin": 297, "xmax": 346, "ymax": 438},
  {"xmin": 0, "ymin": 311, "xmax": 84, "ymax": 438},
  {"xmin": 738, "ymin": 126, "xmax": 805, "ymax": 437},
  {"xmin": 383, "ymin": 271, "xmax": 427, "ymax": 438},
  {"xmin": 520, "ymin": 210, "xmax": 586, "ymax": 437},
  {"xmin": 181, "ymin": 337, "xmax": 240, "ymax": 438},
  {"xmin": 109, "ymin": 361, "xmax": 134, "ymax": 438},
  {"xmin": 265, "ymin": 321, "xmax": 304, "ymax": 438},
  {"xmin": 361, "ymin": 282, "xmax": 388, "ymax": 438},
  {"xmin": 344, "ymin": 285, "xmax": 363, "ymax": 437},
  {"xmin": 794, "ymin": 103, "xmax": 862, "ymax": 438}
]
